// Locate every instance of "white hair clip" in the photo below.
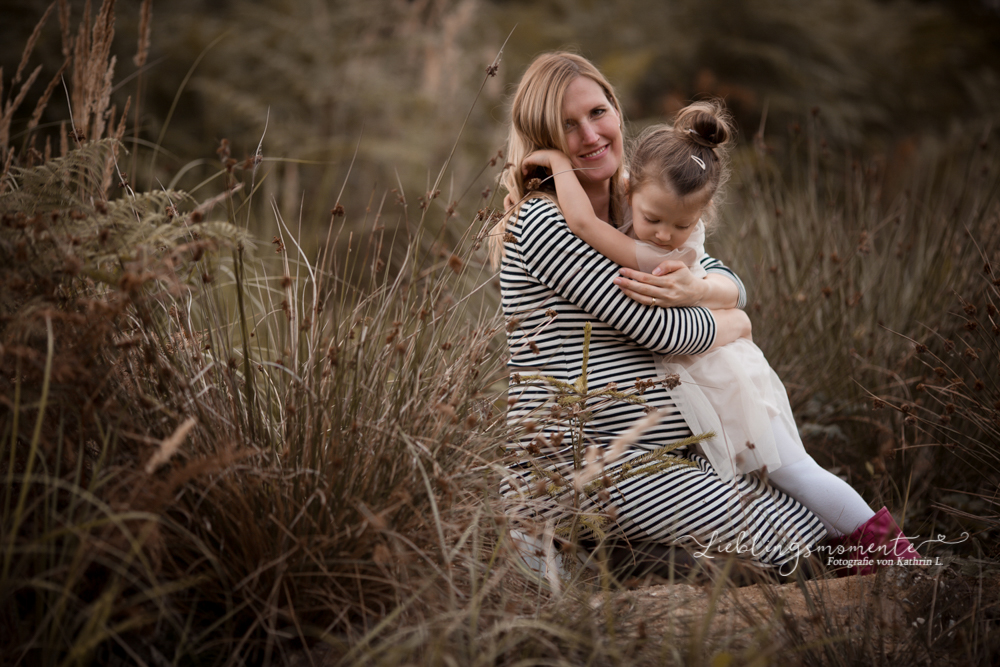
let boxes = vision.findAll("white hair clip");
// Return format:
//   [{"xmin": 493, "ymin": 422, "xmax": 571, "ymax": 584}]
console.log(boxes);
[{"xmin": 691, "ymin": 155, "xmax": 706, "ymax": 170}]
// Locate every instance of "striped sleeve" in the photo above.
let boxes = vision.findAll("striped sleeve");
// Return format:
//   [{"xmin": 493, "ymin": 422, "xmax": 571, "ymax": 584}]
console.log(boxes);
[
  {"xmin": 510, "ymin": 199, "xmax": 717, "ymax": 356},
  {"xmin": 700, "ymin": 254, "xmax": 748, "ymax": 309}
]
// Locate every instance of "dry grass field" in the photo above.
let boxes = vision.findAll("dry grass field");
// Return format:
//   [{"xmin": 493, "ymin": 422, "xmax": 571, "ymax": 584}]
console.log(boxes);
[{"xmin": 1, "ymin": 2, "xmax": 998, "ymax": 665}]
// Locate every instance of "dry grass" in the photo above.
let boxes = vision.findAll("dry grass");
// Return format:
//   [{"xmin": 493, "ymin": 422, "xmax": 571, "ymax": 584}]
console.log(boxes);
[
  {"xmin": 709, "ymin": 119, "xmax": 1000, "ymax": 554},
  {"xmin": 1, "ymin": 3, "xmax": 999, "ymax": 666}
]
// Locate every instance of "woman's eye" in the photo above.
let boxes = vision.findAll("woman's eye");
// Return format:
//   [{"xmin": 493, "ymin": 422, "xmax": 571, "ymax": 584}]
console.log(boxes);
[{"xmin": 592, "ymin": 108, "xmax": 605, "ymax": 118}]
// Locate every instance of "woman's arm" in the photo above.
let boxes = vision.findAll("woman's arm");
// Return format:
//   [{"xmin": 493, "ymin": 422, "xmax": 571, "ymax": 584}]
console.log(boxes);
[
  {"xmin": 506, "ymin": 198, "xmax": 717, "ymax": 356},
  {"xmin": 615, "ymin": 258, "xmax": 746, "ymax": 310},
  {"xmin": 521, "ymin": 150, "xmax": 642, "ymax": 270}
]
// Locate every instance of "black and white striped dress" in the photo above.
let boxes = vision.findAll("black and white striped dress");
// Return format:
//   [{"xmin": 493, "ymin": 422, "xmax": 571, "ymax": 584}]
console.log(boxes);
[{"xmin": 501, "ymin": 198, "xmax": 826, "ymax": 569}]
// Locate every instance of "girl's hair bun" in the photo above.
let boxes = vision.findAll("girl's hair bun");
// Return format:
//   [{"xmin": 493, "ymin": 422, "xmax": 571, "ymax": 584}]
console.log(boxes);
[
  {"xmin": 675, "ymin": 101, "xmax": 732, "ymax": 149},
  {"xmin": 627, "ymin": 98, "xmax": 735, "ymax": 205}
]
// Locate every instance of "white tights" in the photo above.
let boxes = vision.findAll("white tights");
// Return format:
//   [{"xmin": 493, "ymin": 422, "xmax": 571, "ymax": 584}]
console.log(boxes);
[{"xmin": 765, "ymin": 418, "xmax": 875, "ymax": 537}]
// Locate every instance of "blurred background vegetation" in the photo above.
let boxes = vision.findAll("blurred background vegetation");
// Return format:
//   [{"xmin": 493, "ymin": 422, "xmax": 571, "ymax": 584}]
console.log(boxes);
[
  {"xmin": 3, "ymin": 0, "xmax": 1000, "ymax": 244},
  {"xmin": 2, "ymin": 2, "xmax": 999, "ymax": 663}
]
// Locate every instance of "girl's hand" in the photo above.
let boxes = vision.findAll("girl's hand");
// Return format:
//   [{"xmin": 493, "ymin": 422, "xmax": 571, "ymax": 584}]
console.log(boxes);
[
  {"xmin": 613, "ymin": 262, "xmax": 708, "ymax": 308},
  {"xmin": 521, "ymin": 149, "xmax": 572, "ymax": 176},
  {"xmin": 503, "ymin": 191, "xmax": 518, "ymax": 212}
]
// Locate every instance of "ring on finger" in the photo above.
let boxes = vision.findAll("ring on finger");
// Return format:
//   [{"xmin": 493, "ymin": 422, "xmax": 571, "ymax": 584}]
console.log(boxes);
[{"xmin": 651, "ymin": 297, "xmax": 657, "ymax": 306}]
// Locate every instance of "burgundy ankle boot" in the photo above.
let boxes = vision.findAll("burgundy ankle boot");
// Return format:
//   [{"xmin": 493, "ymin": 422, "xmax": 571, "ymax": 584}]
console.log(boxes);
[{"xmin": 825, "ymin": 507, "xmax": 922, "ymax": 576}]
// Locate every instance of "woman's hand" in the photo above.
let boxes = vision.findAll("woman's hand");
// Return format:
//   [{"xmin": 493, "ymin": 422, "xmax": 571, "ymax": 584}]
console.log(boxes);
[
  {"xmin": 709, "ymin": 308, "xmax": 752, "ymax": 350},
  {"xmin": 612, "ymin": 261, "xmax": 740, "ymax": 309},
  {"xmin": 613, "ymin": 261, "xmax": 707, "ymax": 308}
]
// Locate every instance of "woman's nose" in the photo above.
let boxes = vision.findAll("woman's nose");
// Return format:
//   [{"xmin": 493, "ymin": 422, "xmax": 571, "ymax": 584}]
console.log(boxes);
[{"xmin": 579, "ymin": 121, "xmax": 599, "ymax": 145}]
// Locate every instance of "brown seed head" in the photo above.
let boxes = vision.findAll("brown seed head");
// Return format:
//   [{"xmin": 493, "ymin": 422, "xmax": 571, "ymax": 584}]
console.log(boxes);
[
  {"xmin": 634, "ymin": 378, "xmax": 656, "ymax": 394},
  {"xmin": 662, "ymin": 374, "xmax": 681, "ymax": 390}
]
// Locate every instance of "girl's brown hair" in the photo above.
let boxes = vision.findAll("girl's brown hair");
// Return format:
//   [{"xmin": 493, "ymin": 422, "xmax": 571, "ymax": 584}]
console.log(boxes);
[
  {"xmin": 628, "ymin": 100, "xmax": 735, "ymax": 224},
  {"xmin": 490, "ymin": 52, "xmax": 627, "ymax": 264}
]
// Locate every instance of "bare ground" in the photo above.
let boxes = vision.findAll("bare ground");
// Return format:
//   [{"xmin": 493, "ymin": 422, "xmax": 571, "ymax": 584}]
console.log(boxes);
[{"xmin": 594, "ymin": 558, "xmax": 1000, "ymax": 664}]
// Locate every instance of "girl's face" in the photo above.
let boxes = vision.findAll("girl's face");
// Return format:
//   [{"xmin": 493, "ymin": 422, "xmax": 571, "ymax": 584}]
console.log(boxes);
[
  {"xmin": 629, "ymin": 182, "xmax": 710, "ymax": 251},
  {"xmin": 560, "ymin": 76, "xmax": 623, "ymax": 188}
]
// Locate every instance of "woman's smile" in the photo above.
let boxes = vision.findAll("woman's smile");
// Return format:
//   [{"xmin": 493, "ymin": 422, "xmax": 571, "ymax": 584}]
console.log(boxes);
[{"xmin": 581, "ymin": 145, "xmax": 609, "ymax": 159}]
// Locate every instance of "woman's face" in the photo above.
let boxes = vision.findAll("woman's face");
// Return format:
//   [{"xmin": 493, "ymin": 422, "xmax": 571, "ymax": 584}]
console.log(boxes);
[{"xmin": 560, "ymin": 76, "xmax": 623, "ymax": 189}]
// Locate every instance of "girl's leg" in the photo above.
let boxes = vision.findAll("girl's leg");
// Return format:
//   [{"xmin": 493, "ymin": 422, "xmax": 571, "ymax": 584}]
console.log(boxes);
[{"xmin": 766, "ymin": 418, "xmax": 875, "ymax": 537}]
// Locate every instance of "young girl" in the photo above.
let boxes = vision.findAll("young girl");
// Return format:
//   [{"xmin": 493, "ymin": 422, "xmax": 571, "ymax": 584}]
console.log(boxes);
[{"xmin": 520, "ymin": 101, "xmax": 921, "ymax": 558}]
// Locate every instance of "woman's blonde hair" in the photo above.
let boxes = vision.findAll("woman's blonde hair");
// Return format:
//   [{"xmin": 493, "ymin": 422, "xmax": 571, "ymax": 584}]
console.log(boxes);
[{"xmin": 490, "ymin": 52, "xmax": 627, "ymax": 265}]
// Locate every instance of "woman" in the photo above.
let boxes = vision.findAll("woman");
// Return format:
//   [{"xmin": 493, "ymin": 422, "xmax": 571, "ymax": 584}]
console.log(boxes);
[{"xmin": 494, "ymin": 52, "xmax": 827, "ymax": 574}]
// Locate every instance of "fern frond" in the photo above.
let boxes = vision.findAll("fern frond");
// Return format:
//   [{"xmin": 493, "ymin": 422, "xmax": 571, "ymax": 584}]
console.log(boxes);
[{"xmin": 0, "ymin": 139, "xmax": 119, "ymax": 212}]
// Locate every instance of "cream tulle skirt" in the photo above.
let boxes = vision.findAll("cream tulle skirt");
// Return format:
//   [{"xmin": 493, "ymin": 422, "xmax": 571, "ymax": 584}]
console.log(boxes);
[{"xmin": 658, "ymin": 339, "xmax": 808, "ymax": 482}]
